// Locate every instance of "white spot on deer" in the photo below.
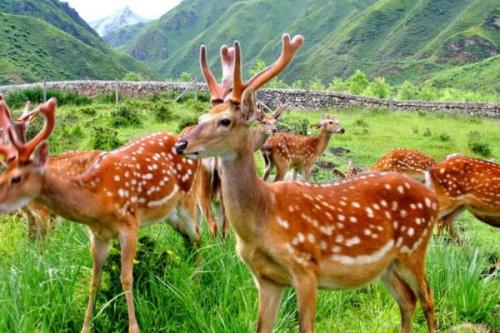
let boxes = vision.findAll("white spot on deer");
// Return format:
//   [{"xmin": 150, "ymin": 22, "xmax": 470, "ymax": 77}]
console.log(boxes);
[
  {"xmin": 345, "ymin": 236, "xmax": 361, "ymax": 247},
  {"xmin": 147, "ymin": 185, "xmax": 178, "ymax": 207},
  {"xmin": 335, "ymin": 234, "xmax": 344, "ymax": 243},
  {"xmin": 407, "ymin": 227, "xmax": 415, "ymax": 237},
  {"xmin": 332, "ymin": 246, "xmax": 342, "ymax": 253},
  {"xmin": 400, "ymin": 210, "xmax": 408, "ymax": 218},
  {"xmin": 277, "ymin": 217, "xmax": 290, "ymax": 229},
  {"xmin": 424, "ymin": 197, "xmax": 432, "ymax": 208},
  {"xmin": 365, "ymin": 207, "xmax": 374, "ymax": 218},
  {"xmin": 349, "ymin": 216, "xmax": 357, "ymax": 223},
  {"xmin": 330, "ymin": 240, "xmax": 394, "ymax": 265},
  {"xmin": 397, "ymin": 185, "xmax": 404, "ymax": 194},
  {"xmin": 352, "ymin": 202, "xmax": 361, "ymax": 208},
  {"xmin": 337, "ymin": 214, "xmax": 345, "ymax": 222},
  {"xmin": 364, "ymin": 229, "xmax": 372, "ymax": 236},
  {"xmin": 114, "ymin": 175, "xmax": 121, "ymax": 182},
  {"xmin": 307, "ymin": 233, "xmax": 315, "ymax": 243},
  {"xmin": 320, "ymin": 241, "xmax": 327, "ymax": 251}
]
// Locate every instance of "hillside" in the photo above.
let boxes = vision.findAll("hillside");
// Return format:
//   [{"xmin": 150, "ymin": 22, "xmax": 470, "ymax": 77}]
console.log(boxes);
[
  {"xmin": 91, "ymin": 6, "xmax": 147, "ymax": 37},
  {"xmin": 104, "ymin": 22, "xmax": 148, "ymax": 49},
  {"xmin": 0, "ymin": 13, "xmax": 146, "ymax": 84},
  {"xmin": 121, "ymin": 0, "xmax": 499, "ymax": 91}
]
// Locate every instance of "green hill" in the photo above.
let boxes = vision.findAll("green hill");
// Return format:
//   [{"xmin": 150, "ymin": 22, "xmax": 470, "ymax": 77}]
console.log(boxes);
[
  {"xmin": 122, "ymin": 0, "xmax": 499, "ymax": 91},
  {"xmin": 0, "ymin": 0, "xmax": 152, "ymax": 84},
  {"xmin": 0, "ymin": 13, "xmax": 148, "ymax": 84}
]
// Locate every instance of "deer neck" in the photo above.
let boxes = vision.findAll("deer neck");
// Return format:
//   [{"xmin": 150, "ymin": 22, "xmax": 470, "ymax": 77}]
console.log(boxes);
[
  {"xmin": 219, "ymin": 135, "xmax": 271, "ymax": 242},
  {"xmin": 37, "ymin": 166, "xmax": 96, "ymax": 223},
  {"xmin": 314, "ymin": 128, "xmax": 332, "ymax": 155},
  {"xmin": 251, "ymin": 128, "xmax": 269, "ymax": 151}
]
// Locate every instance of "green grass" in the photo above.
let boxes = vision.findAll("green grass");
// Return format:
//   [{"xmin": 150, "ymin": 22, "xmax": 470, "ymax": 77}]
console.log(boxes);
[{"xmin": 0, "ymin": 96, "xmax": 499, "ymax": 332}]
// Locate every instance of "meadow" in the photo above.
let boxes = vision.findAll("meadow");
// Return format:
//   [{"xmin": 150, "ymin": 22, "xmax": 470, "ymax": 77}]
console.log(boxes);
[{"xmin": 0, "ymin": 91, "xmax": 498, "ymax": 332}]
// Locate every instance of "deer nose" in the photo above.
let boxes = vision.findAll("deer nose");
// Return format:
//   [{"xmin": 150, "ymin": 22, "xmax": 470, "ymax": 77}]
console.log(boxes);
[
  {"xmin": 175, "ymin": 140, "xmax": 188, "ymax": 154},
  {"xmin": 340, "ymin": 128, "xmax": 345, "ymax": 134},
  {"xmin": 271, "ymin": 128, "xmax": 277, "ymax": 134}
]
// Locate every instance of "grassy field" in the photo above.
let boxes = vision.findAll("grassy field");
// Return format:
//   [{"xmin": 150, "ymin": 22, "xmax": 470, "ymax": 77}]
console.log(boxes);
[{"xmin": 0, "ymin": 94, "xmax": 499, "ymax": 332}]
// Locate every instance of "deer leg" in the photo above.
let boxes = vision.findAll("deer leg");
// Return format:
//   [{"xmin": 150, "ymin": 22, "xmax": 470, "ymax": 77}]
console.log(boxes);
[
  {"xmin": 438, "ymin": 207, "xmax": 464, "ymax": 244},
  {"xmin": 275, "ymin": 164, "xmax": 289, "ymax": 182},
  {"xmin": 293, "ymin": 272, "xmax": 317, "ymax": 333},
  {"xmin": 262, "ymin": 150, "xmax": 273, "ymax": 181},
  {"xmin": 197, "ymin": 165, "xmax": 218, "ymax": 236},
  {"xmin": 381, "ymin": 265, "xmax": 417, "ymax": 333},
  {"xmin": 256, "ymin": 278, "xmax": 284, "ymax": 333},
  {"xmin": 119, "ymin": 228, "xmax": 140, "ymax": 333},
  {"xmin": 303, "ymin": 166, "xmax": 312, "ymax": 181},
  {"xmin": 81, "ymin": 234, "xmax": 110, "ymax": 333},
  {"xmin": 396, "ymin": 259, "xmax": 436, "ymax": 333}
]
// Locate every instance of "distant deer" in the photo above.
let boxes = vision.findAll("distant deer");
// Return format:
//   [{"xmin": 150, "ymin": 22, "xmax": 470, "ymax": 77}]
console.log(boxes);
[
  {"xmin": 176, "ymin": 34, "xmax": 438, "ymax": 333},
  {"xmin": 262, "ymin": 114, "xmax": 345, "ymax": 182},
  {"xmin": 334, "ymin": 149, "xmax": 436, "ymax": 181},
  {"xmin": 0, "ymin": 98, "xmax": 203, "ymax": 333},
  {"xmin": 426, "ymin": 155, "xmax": 500, "ymax": 242}
]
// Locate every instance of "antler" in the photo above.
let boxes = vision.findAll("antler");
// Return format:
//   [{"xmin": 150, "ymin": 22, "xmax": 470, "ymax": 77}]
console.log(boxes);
[
  {"xmin": 231, "ymin": 34, "xmax": 304, "ymax": 102},
  {"xmin": 200, "ymin": 44, "xmax": 236, "ymax": 104},
  {"xmin": 8, "ymin": 98, "xmax": 57, "ymax": 161}
]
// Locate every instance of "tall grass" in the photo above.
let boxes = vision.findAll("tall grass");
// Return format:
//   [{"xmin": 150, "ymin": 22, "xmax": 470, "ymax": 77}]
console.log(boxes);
[{"xmin": 0, "ymin": 98, "xmax": 498, "ymax": 332}]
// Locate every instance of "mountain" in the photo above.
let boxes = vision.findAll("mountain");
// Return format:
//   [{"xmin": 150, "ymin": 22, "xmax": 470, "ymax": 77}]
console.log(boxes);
[
  {"xmin": 103, "ymin": 22, "xmax": 148, "ymax": 49},
  {"xmin": 91, "ymin": 6, "xmax": 147, "ymax": 37},
  {"xmin": 120, "ymin": 0, "xmax": 499, "ymax": 92},
  {"xmin": 0, "ymin": 0, "xmax": 152, "ymax": 84}
]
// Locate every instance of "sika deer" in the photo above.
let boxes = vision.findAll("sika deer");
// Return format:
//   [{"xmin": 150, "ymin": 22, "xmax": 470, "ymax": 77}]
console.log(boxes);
[
  {"xmin": 426, "ymin": 155, "xmax": 500, "ymax": 242},
  {"xmin": 0, "ymin": 98, "xmax": 202, "ymax": 333},
  {"xmin": 176, "ymin": 34, "xmax": 438, "ymax": 333},
  {"xmin": 0, "ymin": 97, "xmax": 102, "ymax": 239},
  {"xmin": 262, "ymin": 115, "xmax": 345, "ymax": 182}
]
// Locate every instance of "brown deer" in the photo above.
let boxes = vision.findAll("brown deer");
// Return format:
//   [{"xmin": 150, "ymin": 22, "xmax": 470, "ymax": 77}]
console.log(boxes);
[
  {"xmin": 0, "ymin": 97, "xmax": 103, "ymax": 239},
  {"xmin": 426, "ymin": 155, "xmax": 500, "ymax": 242},
  {"xmin": 262, "ymin": 114, "xmax": 345, "ymax": 182},
  {"xmin": 0, "ymin": 98, "xmax": 203, "ymax": 333},
  {"xmin": 193, "ymin": 44, "xmax": 287, "ymax": 237},
  {"xmin": 176, "ymin": 34, "xmax": 438, "ymax": 333},
  {"xmin": 334, "ymin": 149, "xmax": 436, "ymax": 181}
]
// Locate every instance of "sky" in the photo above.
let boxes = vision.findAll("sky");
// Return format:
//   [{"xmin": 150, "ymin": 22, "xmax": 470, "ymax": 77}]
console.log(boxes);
[{"xmin": 61, "ymin": 0, "xmax": 182, "ymax": 22}]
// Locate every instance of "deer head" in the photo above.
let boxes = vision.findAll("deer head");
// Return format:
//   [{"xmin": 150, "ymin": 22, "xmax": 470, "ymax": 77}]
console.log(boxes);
[
  {"xmin": 0, "ymin": 98, "xmax": 56, "ymax": 212},
  {"xmin": 255, "ymin": 104, "xmax": 286, "ymax": 135},
  {"xmin": 311, "ymin": 115, "xmax": 345, "ymax": 134},
  {"xmin": 176, "ymin": 34, "xmax": 303, "ymax": 157}
]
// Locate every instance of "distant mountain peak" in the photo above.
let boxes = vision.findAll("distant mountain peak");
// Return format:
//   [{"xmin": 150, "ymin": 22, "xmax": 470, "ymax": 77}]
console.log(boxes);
[{"xmin": 91, "ymin": 7, "xmax": 147, "ymax": 37}]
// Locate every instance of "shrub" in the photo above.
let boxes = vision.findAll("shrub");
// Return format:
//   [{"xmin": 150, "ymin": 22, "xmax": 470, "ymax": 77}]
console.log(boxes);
[
  {"xmin": 184, "ymin": 99, "xmax": 209, "ymax": 115},
  {"xmin": 152, "ymin": 101, "xmax": 173, "ymax": 123},
  {"xmin": 110, "ymin": 104, "xmax": 142, "ymax": 128},
  {"xmin": 90, "ymin": 126, "xmax": 122, "ymax": 150},
  {"xmin": 346, "ymin": 70, "xmax": 369, "ymax": 95},
  {"xmin": 5, "ymin": 88, "xmax": 91, "ymax": 108},
  {"xmin": 467, "ymin": 130, "xmax": 492, "ymax": 157},
  {"xmin": 364, "ymin": 77, "xmax": 392, "ymax": 99},
  {"xmin": 79, "ymin": 107, "xmax": 97, "ymax": 116},
  {"xmin": 123, "ymin": 71, "xmax": 143, "ymax": 81},
  {"xmin": 438, "ymin": 133, "xmax": 451, "ymax": 142},
  {"xmin": 177, "ymin": 115, "xmax": 198, "ymax": 133},
  {"xmin": 179, "ymin": 72, "xmax": 192, "ymax": 82},
  {"xmin": 286, "ymin": 119, "xmax": 310, "ymax": 135},
  {"xmin": 423, "ymin": 128, "xmax": 432, "ymax": 137},
  {"xmin": 354, "ymin": 119, "xmax": 369, "ymax": 128},
  {"xmin": 309, "ymin": 77, "xmax": 326, "ymax": 91}
]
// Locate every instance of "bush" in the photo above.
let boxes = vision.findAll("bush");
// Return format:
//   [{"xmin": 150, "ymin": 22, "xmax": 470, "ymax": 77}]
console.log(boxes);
[
  {"xmin": 152, "ymin": 101, "xmax": 174, "ymax": 122},
  {"xmin": 78, "ymin": 107, "xmax": 97, "ymax": 116},
  {"xmin": 347, "ymin": 70, "xmax": 369, "ymax": 95},
  {"xmin": 123, "ymin": 71, "xmax": 143, "ymax": 81},
  {"xmin": 438, "ymin": 133, "xmax": 451, "ymax": 142},
  {"xmin": 5, "ymin": 88, "xmax": 92, "ymax": 108},
  {"xmin": 90, "ymin": 126, "xmax": 122, "ymax": 150},
  {"xmin": 423, "ymin": 128, "xmax": 432, "ymax": 137},
  {"xmin": 184, "ymin": 99, "xmax": 209, "ymax": 115},
  {"xmin": 467, "ymin": 131, "xmax": 492, "ymax": 157},
  {"xmin": 354, "ymin": 119, "xmax": 369, "ymax": 128},
  {"xmin": 177, "ymin": 115, "xmax": 198, "ymax": 133},
  {"xmin": 364, "ymin": 77, "xmax": 392, "ymax": 99},
  {"xmin": 110, "ymin": 104, "xmax": 142, "ymax": 128}
]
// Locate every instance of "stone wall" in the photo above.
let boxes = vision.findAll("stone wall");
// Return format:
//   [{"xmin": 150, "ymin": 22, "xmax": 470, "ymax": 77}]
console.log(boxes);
[{"xmin": 1, "ymin": 80, "xmax": 499, "ymax": 118}]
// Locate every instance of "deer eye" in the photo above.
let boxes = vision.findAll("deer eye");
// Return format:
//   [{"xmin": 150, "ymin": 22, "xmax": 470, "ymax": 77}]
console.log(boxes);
[
  {"xmin": 219, "ymin": 118, "xmax": 231, "ymax": 127},
  {"xmin": 11, "ymin": 175, "xmax": 21, "ymax": 185}
]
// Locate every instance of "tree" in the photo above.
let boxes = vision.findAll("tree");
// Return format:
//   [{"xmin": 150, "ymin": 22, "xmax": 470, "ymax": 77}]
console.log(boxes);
[
  {"xmin": 179, "ymin": 72, "xmax": 193, "ymax": 82},
  {"xmin": 365, "ymin": 77, "xmax": 393, "ymax": 99},
  {"xmin": 346, "ymin": 69, "xmax": 369, "ymax": 95}
]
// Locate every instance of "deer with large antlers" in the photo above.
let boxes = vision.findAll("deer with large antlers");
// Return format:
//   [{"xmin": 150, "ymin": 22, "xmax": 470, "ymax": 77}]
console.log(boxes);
[
  {"xmin": 176, "ymin": 34, "xmax": 438, "ymax": 333},
  {"xmin": 0, "ymin": 97, "xmax": 104, "ymax": 239},
  {"xmin": 262, "ymin": 114, "xmax": 345, "ymax": 182},
  {"xmin": 0, "ymin": 98, "xmax": 204, "ymax": 333},
  {"xmin": 426, "ymin": 155, "xmax": 500, "ymax": 241},
  {"xmin": 194, "ymin": 42, "xmax": 288, "ymax": 237}
]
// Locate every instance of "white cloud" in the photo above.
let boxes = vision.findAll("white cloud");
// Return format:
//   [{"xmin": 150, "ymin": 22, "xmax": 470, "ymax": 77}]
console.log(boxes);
[{"xmin": 61, "ymin": 0, "xmax": 182, "ymax": 22}]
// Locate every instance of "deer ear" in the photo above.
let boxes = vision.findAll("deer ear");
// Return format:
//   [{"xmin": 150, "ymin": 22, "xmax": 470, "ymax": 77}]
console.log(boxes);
[
  {"xmin": 241, "ymin": 88, "xmax": 257, "ymax": 123},
  {"xmin": 31, "ymin": 141, "xmax": 49, "ymax": 169},
  {"xmin": 273, "ymin": 105, "xmax": 286, "ymax": 120}
]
